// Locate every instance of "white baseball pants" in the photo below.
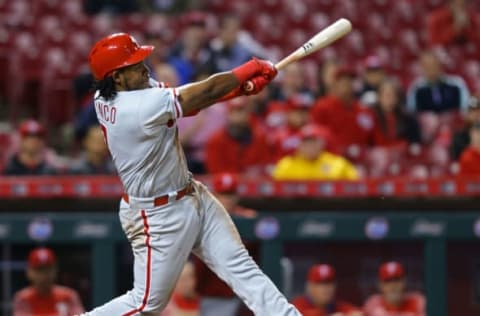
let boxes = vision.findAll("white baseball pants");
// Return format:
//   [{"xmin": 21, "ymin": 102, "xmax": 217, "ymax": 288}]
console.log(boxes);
[{"xmin": 83, "ymin": 181, "xmax": 301, "ymax": 316}]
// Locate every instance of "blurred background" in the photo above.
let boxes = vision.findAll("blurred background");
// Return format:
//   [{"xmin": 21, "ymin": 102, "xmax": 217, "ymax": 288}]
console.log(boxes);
[{"xmin": 0, "ymin": 0, "xmax": 479, "ymax": 315}]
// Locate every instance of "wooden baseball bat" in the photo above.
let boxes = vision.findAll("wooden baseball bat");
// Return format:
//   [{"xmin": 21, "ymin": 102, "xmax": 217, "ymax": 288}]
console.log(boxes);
[
  {"xmin": 244, "ymin": 18, "xmax": 352, "ymax": 91},
  {"xmin": 275, "ymin": 18, "xmax": 352, "ymax": 70}
]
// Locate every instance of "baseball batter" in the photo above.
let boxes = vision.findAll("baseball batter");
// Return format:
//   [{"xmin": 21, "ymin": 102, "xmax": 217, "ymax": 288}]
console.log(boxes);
[{"xmin": 83, "ymin": 33, "xmax": 301, "ymax": 316}]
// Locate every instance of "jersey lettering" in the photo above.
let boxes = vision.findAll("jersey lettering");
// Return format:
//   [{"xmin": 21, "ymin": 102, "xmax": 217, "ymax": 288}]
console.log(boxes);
[{"xmin": 96, "ymin": 102, "xmax": 117, "ymax": 124}]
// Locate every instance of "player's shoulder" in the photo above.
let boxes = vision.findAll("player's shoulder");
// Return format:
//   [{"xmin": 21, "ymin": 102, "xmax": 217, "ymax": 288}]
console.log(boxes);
[{"xmin": 13, "ymin": 286, "xmax": 36, "ymax": 301}]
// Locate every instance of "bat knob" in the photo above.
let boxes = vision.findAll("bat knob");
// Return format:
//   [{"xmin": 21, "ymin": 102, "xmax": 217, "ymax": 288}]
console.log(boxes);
[{"xmin": 243, "ymin": 80, "xmax": 254, "ymax": 92}]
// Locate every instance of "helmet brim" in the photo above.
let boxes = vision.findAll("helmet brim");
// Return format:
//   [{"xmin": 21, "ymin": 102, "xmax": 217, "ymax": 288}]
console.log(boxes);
[{"xmin": 106, "ymin": 45, "xmax": 154, "ymax": 78}]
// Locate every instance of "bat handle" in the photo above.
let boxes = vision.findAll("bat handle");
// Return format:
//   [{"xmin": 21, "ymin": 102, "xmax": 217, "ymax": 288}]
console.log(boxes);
[{"xmin": 275, "ymin": 54, "xmax": 300, "ymax": 71}]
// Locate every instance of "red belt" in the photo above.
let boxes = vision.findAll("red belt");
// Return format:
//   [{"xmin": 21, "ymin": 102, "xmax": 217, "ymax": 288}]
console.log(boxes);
[{"xmin": 123, "ymin": 184, "xmax": 194, "ymax": 207}]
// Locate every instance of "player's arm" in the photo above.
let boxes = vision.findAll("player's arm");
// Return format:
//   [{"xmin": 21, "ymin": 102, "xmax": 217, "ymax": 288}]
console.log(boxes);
[{"xmin": 177, "ymin": 58, "xmax": 277, "ymax": 116}]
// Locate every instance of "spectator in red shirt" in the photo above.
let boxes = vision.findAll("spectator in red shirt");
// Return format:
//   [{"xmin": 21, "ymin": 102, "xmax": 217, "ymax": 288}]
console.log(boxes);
[
  {"xmin": 459, "ymin": 122, "xmax": 480, "ymax": 175},
  {"xmin": 4, "ymin": 120, "xmax": 58, "ymax": 176},
  {"xmin": 427, "ymin": 0, "xmax": 480, "ymax": 46},
  {"xmin": 451, "ymin": 96, "xmax": 480, "ymax": 160},
  {"xmin": 205, "ymin": 98, "xmax": 272, "ymax": 174},
  {"xmin": 271, "ymin": 94, "xmax": 314, "ymax": 160},
  {"xmin": 162, "ymin": 261, "xmax": 200, "ymax": 316},
  {"xmin": 292, "ymin": 264, "xmax": 362, "ymax": 316},
  {"xmin": 372, "ymin": 79, "xmax": 421, "ymax": 147},
  {"xmin": 13, "ymin": 248, "xmax": 84, "ymax": 316},
  {"xmin": 195, "ymin": 173, "xmax": 257, "ymax": 316},
  {"xmin": 311, "ymin": 67, "xmax": 375, "ymax": 154},
  {"xmin": 364, "ymin": 262, "xmax": 425, "ymax": 316}
]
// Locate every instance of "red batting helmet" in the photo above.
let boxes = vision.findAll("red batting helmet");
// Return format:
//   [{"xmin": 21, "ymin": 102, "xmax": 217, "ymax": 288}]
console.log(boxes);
[{"xmin": 88, "ymin": 33, "xmax": 154, "ymax": 80}]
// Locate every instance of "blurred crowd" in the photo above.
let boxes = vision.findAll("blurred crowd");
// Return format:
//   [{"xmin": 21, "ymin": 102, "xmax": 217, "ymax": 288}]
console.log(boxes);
[{"xmin": 1, "ymin": 0, "xmax": 480, "ymax": 180}]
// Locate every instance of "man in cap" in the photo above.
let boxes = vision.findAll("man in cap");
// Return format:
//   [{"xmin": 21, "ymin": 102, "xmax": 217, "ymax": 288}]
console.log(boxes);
[
  {"xmin": 13, "ymin": 247, "xmax": 84, "ymax": 316},
  {"xmin": 4, "ymin": 120, "xmax": 57, "ymax": 175},
  {"xmin": 311, "ymin": 67, "xmax": 375, "ymax": 154},
  {"xmin": 205, "ymin": 98, "xmax": 272, "ymax": 174},
  {"xmin": 271, "ymin": 94, "xmax": 314, "ymax": 160},
  {"xmin": 85, "ymin": 32, "xmax": 299, "ymax": 316},
  {"xmin": 364, "ymin": 261, "xmax": 425, "ymax": 316},
  {"xmin": 272, "ymin": 124, "xmax": 359, "ymax": 180},
  {"xmin": 292, "ymin": 264, "xmax": 362, "ymax": 316}
]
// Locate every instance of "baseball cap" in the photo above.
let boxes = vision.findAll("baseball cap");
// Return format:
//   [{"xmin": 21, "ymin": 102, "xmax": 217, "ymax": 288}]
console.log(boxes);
[
  {"xmin": 18, "ymin": 120, "xmax": 46, "ymax": 138},
  {"xmin": 299, "ymin": 124, "xmax": 331, "ymax": 141},
  {"xmin": 378, "ymin": 261, "xmax": 405, "ymax": 281},
  {"xmin": 212, "ymin": 173, "xmax": 238, "ymax": 194},
  {"xmin": 364, "ymin": 55, "xmax": 384, "ymax": 70},
  {"xmin": 308, "ymin": 264, "xmax": 336, "ymax": 283},
  {"xmin": 286, "ymin": 94, "xmax": 314, "ymax": 111},
  {"xmin": 183, "ymin": 11, "xmax": 207, "ymax": 27},
  {"xmin": 334, "ymin": 66, "xmax": 356, "ymax": 80},
  {"xmin": 28, "ymin": 247, "xmax": 56, "ymax": 268}
]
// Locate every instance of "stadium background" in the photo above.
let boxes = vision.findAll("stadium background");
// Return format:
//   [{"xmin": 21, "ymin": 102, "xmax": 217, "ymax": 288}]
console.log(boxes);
[{"xmin": 0, "ymin": 0, "xmax": 480, "ymax": 315}]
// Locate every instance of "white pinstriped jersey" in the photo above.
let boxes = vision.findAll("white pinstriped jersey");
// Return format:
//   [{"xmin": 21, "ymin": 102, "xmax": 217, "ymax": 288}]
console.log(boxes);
[{"xmin": 94, "ymin": 79, "xmax": 190, "ymax": 197}]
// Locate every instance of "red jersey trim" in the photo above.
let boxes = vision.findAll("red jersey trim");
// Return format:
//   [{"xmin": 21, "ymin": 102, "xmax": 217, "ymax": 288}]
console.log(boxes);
[
  {"xmin": 173, "ymin": 88, "xmax": 183, "ymax": 118},
  {"xmin": 123, "ymin": 210, "xmax": 152, "ymax": 316}
]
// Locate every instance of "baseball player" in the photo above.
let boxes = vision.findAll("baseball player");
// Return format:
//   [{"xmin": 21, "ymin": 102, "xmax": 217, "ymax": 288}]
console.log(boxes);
[
  {"xmin": 13, "ymin": 247, "xmax": 84, "ymax": 316},
  {"xmin": 363, "ymin": 261, "xmax": 425, "ymax": 316},
  {"xmin": 83, "ymin": 33, "xmax": 301, "ymax": 316}
]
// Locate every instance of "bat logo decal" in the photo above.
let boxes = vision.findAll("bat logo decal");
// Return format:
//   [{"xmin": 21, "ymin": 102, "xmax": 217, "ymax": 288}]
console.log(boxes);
[{"xmin": 303, "ymin": 42, "xmax": 314, "ymax": 52}]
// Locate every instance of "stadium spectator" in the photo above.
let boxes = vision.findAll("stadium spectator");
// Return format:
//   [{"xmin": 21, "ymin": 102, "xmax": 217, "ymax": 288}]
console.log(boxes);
[
  {"xmin": 195, "ymin": 173, "xmax": 256, "ymax": 316},
  {"xmin": 450, "ymin": 96, "xmax": 480, "ymax": 160},
  {"xmin": 13, "ymin": 248, "xmax": 84, "ymax": 316},
  {"xmin": 372, "ymin": 80, "xmax": 421, "ymax": 147},
  {"xmin": 177, "ymin": 104, "xmax": 227, "ymax": 174},
  {"xmin": 272, "ymin": 124, "xmax": 358, "ymax": 181},
  {"xmin": 210, "ymin": 15, "xmax": 252, "ymax": 72},
  {"xmin": 459, "ymin": 122, "xmax": 480, "ymax": 175},
  {"xmin": 359, "ymin": 55, "xmax": 386, "ymax": 107},
  {"xmin": 211, "ymin": 173, "xmax": 257, "ymax": 218},
  {"xmin": 205, "ymin": 98, "xmax": 272, "ymax": 174},
  {"xmin": 316, "ymin": 58, "xmax": 341, "ymax": 98},
  {"xmin": 3, "ymin": 120, "xmax": 57, "ymax": 176},
  {"xmin": 427, "ymin": 0, "xmax": 480, "ymax": 46},
  {"xmin": 168, "ymin": 12, "xmax": 214, "ymax": 84},
  {"xmin": 154, "ymin": 62, "xmax": 180, "ymax": 87},
  {"xmin": 162, "ymin": 261, "xmax": 200, "ymax": 316},
  {"xmin": 311, "ymin": 67, "xmax": 375, "ymax": 152},
  {"xmin": 69, "ymin": 125, "xmax": 115, "ymax": 175},
  {"xmin": 364, "ymin": 261, "xmax": 425, "ymax": 316},
  {"xmin": 406, "ymin": 51, "xmax": 469, "ymax": 113},
  {"xmin": 292, "ymin": 264, "xmax": 362, "ymax": 316},
  {"xmin": 270, "ymin": 94, "xmax": 314, "ymax": 160},
  {"xmin": 145, "ymin": 32, "xmax": 171, "ymax": 75},
  {"xmin": 272, "ymin": 63, "xmax": 312, "ymax": 101}
]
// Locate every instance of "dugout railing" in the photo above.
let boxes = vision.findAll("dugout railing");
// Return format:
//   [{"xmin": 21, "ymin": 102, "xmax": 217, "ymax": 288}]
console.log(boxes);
[{"xmin": 1, "ymin": 212, "xmax": 480, "ymax": 316}]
